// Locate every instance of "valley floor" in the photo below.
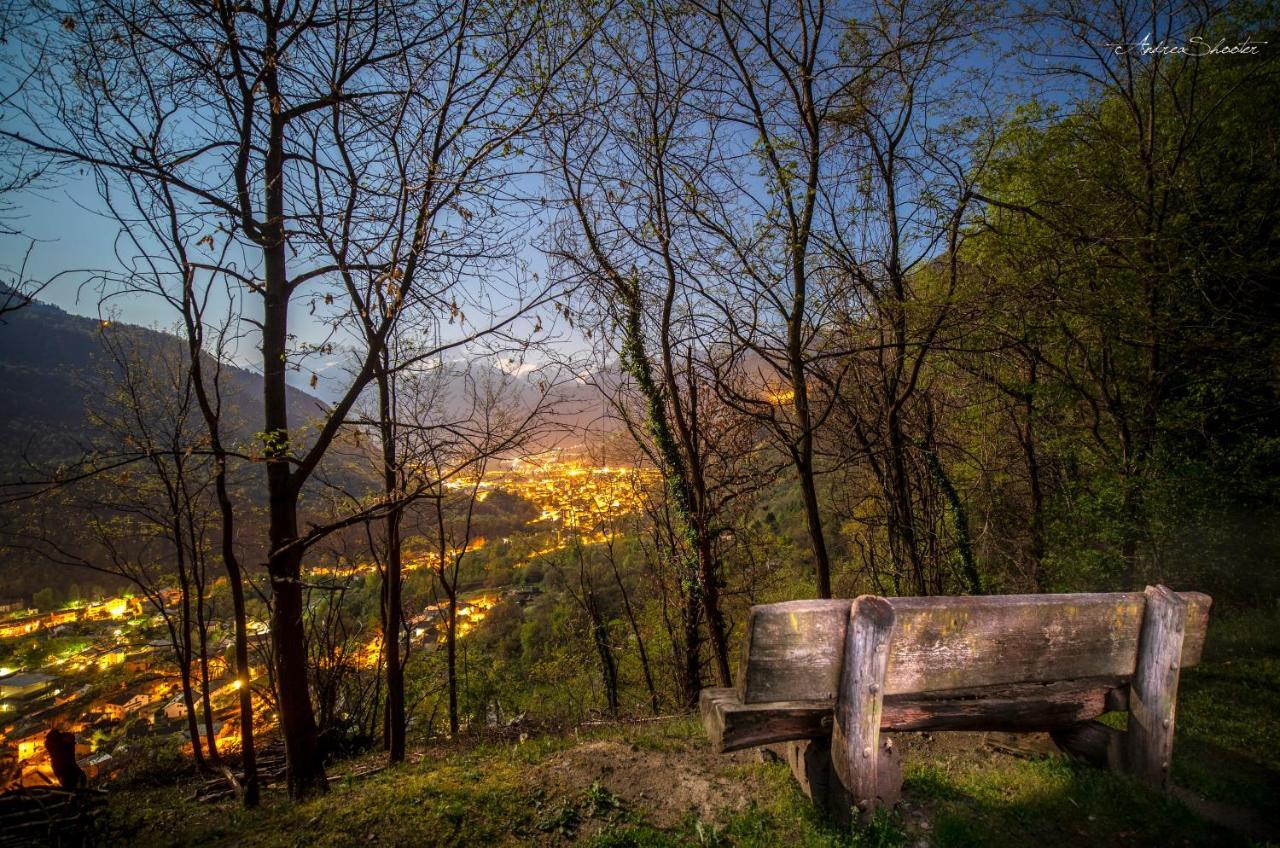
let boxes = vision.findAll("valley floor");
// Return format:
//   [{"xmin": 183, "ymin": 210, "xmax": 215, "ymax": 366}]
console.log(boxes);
[{"xmin": 103, "ymin": 607, "xmax": 1280, "ymax": 848}]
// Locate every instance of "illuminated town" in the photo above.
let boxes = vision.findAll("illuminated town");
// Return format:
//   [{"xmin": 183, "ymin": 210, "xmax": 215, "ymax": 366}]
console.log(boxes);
[
  {"xmin": 465, "ymin": 453, "xmax": 658, "ymax": 538},
  {"xmin": 0, "ymin": 454, "xmax": 656, "ymax": 787}
]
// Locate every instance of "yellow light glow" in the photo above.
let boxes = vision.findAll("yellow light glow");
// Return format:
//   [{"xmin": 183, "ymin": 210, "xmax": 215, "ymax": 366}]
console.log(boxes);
[{"xmin": 762, "ymin": 386, "xmax": 795, "ymax": 405}]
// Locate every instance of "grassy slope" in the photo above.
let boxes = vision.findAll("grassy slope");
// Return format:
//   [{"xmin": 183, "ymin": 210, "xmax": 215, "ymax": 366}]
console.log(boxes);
[{"xmin": 104, "ymin": 608, "xmax": 1280, "ymax": 848}]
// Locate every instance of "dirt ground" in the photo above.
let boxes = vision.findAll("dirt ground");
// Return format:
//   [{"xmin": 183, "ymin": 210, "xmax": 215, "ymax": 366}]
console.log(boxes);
[{"xmin": 532, "ymin": 738, "xmax": 765, "ymax": 828}]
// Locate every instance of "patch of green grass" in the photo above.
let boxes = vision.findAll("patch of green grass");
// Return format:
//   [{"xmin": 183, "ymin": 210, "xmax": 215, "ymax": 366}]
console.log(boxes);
[
  {"xmin": 1096, "ymin": 710, "xmax": 1128, "ymax": 730},
  {"xmin": 616, "ymin": 716, "xmax": 704, "ymax": 754},
  {"xmin": 492, "ymin": 715, "xmax": 705, "ymax": 766},
  {"xmin": 905, "ymin": 746, "xmax": 1245, "ymax": 847},
  {"xmin": 1199, "ymin": 604, "xmax": 1280, "ymax": 664},
  {"xmin": 108, "ymin": 753, "xmax": 538, "ymax": 847},
  {"xmin": 713, "ymin": 760, "xmax": 903, "ymax": 848},
  {"xmin": 500, "ymin": 729, "xmax": 582, "ymax": 765},
  {"xmin": 1171, "ymin": 604, "xmax": 1280, "ymax": 811},
  {"xmin": 585, "ymin": 823, "xmax": 687, "ymax": 847}
]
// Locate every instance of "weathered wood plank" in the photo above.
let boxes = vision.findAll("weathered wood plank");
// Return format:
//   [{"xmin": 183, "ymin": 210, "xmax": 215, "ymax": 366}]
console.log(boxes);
[
  {"xmin": 701, "ymin": 687, "xmax": 830, "ymax": 753},
  {"xmin": 704, "ymin": 677, "xmax": 1128, "ymax": 752},
  {"xmin": 881, "ymin": 676, "xmax": 1126, "ymax": 732},
  {"xmin": 737, "ymin": 599, "xmax": 850, "ymax": 703},
  {"xmin": 831, "ymin": 595, "xmax": 896, "ymax": 823},
  {"xmin": 1124, "ymin": 585, "xmax": 1187, "ymax": 790},
  {"xmin": 884, "ymin": 591, "xmax": 1204, "ymax": 695},
  {"xmin": 737, "ymin": 592, "xmax": 1210, "ymax": 703},
  {"xmin": 874, "ymin": 738, "xmax": 902, "ymax": 812}
]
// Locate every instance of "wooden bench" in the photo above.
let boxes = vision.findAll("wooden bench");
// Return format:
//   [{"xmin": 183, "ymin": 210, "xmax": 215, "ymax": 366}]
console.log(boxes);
[{"xmin": 700, "ymin": 585, "xmax": 1211, "ymax": 823}]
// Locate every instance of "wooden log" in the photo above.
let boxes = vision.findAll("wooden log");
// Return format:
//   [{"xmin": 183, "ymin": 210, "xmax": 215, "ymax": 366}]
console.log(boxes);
[
  {"xmin": 873, "ymin": 737, "xmax": 902, "ymax": 809},
  {"xmin": 1052, "ymin": 720, "xmax": 1125, "ymax": 770},
  {"xmin": 761, "ymin": 736, "xmax": 902, "ymax": 826},
  {"xmin": 737, "ymin": 600, "xmax": 850, "ymax": 703},
  {"xmin": 735, "ymin": 592, "xmax": 1211, "ymax": 703},
  {"xmin": 881, "ymin": 676, "xmax": 1127, "ymax": 732},
  {"xmin": 703, "ymin": 677, "xmax": 1130, "ymax": 753},
  {"xmin": 1124, "ymin": 584, "xmax": 1188, "ymax": 790},
  {"xmin": 701, "ymin": 687, "xmax": 830, "ymax": 753},
  {"xmin": 831, "ymin": 595, "xmax": 896, "ymax": 823}
]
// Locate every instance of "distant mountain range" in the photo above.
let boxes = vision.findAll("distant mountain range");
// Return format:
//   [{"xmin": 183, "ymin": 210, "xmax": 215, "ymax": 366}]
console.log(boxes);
[
  {"xmin": 0, "ymin": 287, "xmax": 325, "ymax": 467},
  {"xmin": 0, "ymin": 288, "xmax": 626, "ymax": 599},
  {"xmin": 0, "ymin": 287, "xmax": 617, "ymax": 471}
]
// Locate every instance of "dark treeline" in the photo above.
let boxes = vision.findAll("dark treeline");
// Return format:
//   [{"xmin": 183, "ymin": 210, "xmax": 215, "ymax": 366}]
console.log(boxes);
[{"xmin": 0, "ymin": 0, "xmax": 1275, "ymax": 811}]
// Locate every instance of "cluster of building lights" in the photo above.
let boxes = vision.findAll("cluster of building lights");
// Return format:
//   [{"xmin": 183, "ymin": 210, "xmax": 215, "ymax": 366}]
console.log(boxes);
[{"xmin": 1, "ymin": 454, "xmax": 656, "ymax": 785}]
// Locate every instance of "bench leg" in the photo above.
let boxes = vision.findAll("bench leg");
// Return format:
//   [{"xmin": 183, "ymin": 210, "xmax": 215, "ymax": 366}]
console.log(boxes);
[
  {"xmin": 766, "ymin": 735, "xmax": 902, "ymax": 824},
  {"xmin": 1124, "ymin": 584, "xmax": 1187, "ymax": 790},
  {"xmin": 831, "ymin": 595, "xmax": 897, "ymax": 824},
  {"xmin": 1051, "ymin": 720, "xmax": 1125, "ymax": 770},
  {"xmin": 765, "ymin": 739, "xmax": 834, "ymax": 806}
]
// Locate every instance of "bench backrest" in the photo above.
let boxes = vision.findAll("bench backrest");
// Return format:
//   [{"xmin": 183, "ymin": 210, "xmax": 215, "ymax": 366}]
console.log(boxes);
[{"xmin": 737, "ymin": 592, "xmax": 1212, "ymax": 704}]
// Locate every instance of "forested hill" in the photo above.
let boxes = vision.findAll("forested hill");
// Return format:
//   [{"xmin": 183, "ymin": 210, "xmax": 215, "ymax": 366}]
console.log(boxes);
[{"xmin": 0, "ymin": 289, "xmax": 325, "ymax": 467}]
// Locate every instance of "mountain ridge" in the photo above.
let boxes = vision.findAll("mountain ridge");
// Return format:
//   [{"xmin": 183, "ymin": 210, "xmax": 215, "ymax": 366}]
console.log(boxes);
[{"xmin": 0, "ymin": 289, "xmax": 326, "ymax": 466}]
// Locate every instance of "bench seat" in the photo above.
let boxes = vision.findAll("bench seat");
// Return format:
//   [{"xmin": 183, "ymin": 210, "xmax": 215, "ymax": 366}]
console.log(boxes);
[{"xmin": 702, "ymin": 675, "xmax": 1131, "ymax": 752}]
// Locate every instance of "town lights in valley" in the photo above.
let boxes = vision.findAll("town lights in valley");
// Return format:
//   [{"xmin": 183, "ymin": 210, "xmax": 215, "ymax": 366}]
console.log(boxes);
[{"xmin": 0, "ymin": 454, "xmax": 655, "ymax": 786}]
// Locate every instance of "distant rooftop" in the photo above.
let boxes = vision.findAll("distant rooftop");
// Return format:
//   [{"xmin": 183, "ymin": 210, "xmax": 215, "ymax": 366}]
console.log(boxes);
[{"xmin": 0, "ymin": 673, "xmax": 55, "ymax": 686}]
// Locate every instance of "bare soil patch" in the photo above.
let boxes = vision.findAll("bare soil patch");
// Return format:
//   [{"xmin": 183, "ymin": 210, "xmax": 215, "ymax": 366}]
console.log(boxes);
[{"xmin": 532, "ymin": 739, "xmax": 763, "ymax": 828}]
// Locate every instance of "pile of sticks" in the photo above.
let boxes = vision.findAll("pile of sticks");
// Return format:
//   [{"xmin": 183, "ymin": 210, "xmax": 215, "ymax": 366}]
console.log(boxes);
[
  {"xmin": 193, "ymin": 744, "xmax": 287, "ymax": 803},
  {"xmin": 0, "ymin": 786, "xmax": 108, "ymax": 848}
]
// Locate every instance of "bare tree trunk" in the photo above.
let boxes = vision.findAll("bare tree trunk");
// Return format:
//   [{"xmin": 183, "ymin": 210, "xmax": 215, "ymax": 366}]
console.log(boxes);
[
  {"xmin": 184, "ymin": 290, "xmax": 259, "ymax": 805},
  {"xmin": 571, "ymin": 543, "xmax": 618, "ymax": 716},
  {"xmin": 434, "ymin": 499, "xmax": 461, "ymax": 739},
  {"xmin": 583, "ymin": 584, "xmax": 619, "ymax": 717},
  {"xmin": 588, "ymin": 601, "xmax": 619, "ymax": 718},
  {"xmin": 789, "ymin": 236, "xmax": 831, "ymax": 599},
  {"xmin": 376, "ymin": 365, "xmax": 406, "ymax": 763},
  {"xmin": 606, "ymin": 537, "xmax": 659, "ymax": 715},
  {"xmin": 618, "ymin": 293, "xmax": 718, "ymax": 699},
  {"xmin": 259, "ymin": 21, "xmax": 324, "ymax": 792},
  {"xmin": 695, "ymin": 532, "xmax": 731, "ymax": 685},
  {"xmin": 195, "ymin": 602, "xmax": 220, "ymax": 763},
  {"xmin": 886, "ymin": 415, "xmax": 927, "ymax": 595},
  {"xmin": 383, "ymin": 511, "xmax": 405, "ymax": 759},
  {"xmin": 263, "ymin": 237, "xmax": 325, "ymax": 799},
  {"xmin": 446, "ymin": 594, "xmax": 459, "ymax": 738},
  {"xmin": 173, "ymin": 581, "xmax": 205, "ymax": 772},
  {"xmin": 219, "ymin": 502, "xmax": 259, "ymax": 806},
  {"xmin": 794, "ymin": 446, "xmax": 832, "ymax": 599},
  {"xmin": 680, "ymin": 594, "xmax": 703, "ymax": 711},
  {"xmin": 1019, "ymin": 360, "xmax": 1045, "ymax": 591}
]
